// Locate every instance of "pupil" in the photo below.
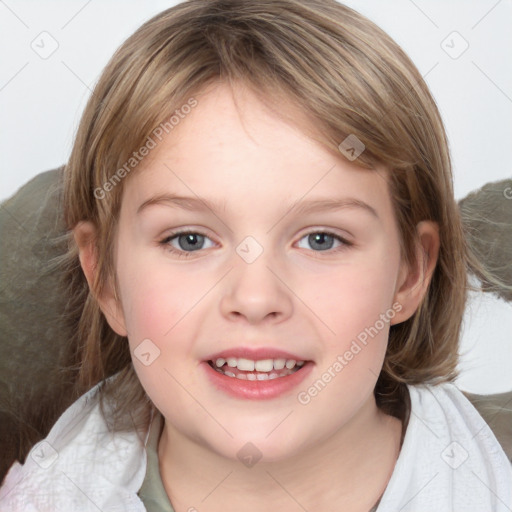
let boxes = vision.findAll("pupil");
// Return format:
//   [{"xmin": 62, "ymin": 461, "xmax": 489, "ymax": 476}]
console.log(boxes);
[
  {"xmin": 179, "ymin": 233, "xmax": 203, "ymax": 251},
  {"xmin": 310, "ymin": 233, "xmax": 333, "ymax": 251}
]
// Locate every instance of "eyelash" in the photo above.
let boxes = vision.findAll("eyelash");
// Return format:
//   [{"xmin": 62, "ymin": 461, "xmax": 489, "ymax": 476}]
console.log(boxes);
[{"xmin": 158, "ymin": 229, "xmax": 353, "ymax": 259}]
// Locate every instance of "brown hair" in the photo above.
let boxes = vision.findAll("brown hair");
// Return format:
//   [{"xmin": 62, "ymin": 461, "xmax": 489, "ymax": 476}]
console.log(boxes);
[{"xmin": 61, "ymin": 0, "xmax": 473, "ymax": 430}]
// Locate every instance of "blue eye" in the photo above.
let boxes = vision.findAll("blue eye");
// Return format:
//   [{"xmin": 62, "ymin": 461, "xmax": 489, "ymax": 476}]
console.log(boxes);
[
  {"xmin": 297, "ymin": 231, "xmax": 352, "ymax": 253},
  {"xmin": 159, "ymin": 230, "xmax": 215, "ymax": 258},
  {"xmin": 159, "ymin": 229, "xmax": 352, "ymax": 258}
]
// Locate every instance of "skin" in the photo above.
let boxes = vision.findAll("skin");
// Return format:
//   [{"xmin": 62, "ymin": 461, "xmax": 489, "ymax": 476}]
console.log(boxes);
[{"xmin": 75, "ymin": 81, "xmax": 440, "ymax": 511}]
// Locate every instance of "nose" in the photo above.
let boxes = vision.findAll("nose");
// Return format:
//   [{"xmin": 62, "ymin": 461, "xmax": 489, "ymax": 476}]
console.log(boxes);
[{"xmin": 219, "ymin": 247, "xmax": 293, "ymax": 325}]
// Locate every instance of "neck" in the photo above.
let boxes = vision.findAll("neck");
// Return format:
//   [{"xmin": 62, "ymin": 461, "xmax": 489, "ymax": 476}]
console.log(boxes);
[{"xmin": 158, "ymin": 395, "xmax": 403, "ymax": 512}]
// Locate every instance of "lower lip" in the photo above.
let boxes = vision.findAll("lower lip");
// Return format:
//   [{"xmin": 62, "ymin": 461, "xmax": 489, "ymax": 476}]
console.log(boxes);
[{"xmin": 202, "ymin": 361, "xmax": 314, "ymax": 400}]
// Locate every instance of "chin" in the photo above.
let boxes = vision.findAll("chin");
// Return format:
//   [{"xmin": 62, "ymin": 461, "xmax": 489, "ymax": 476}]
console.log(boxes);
[{"xmin": 208, "ymin": 427, "xmax": 308, "ymax": 466}]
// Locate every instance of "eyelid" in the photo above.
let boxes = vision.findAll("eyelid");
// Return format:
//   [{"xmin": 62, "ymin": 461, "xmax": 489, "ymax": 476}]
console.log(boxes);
[
  {"xmin": 159, "ymin": 229, "xmax": 217, "ymax": 259},
  {"xmin": 159, "ymin": 228, "xmax": 217, "ymax": 248},
  {"xmin": 295, "ymin": 228, "xmax": 353, "ymax": 252},
  {"xmin": 158, "ymin": 227, "xmax": 352, "ymax": 244},
  {"xmin": 160, "ymin": 227, "xmax": 215, "ymax": 242},
  {"xmin": 299, "ymin": 226, "xmax": 353, "ymax": 241}
]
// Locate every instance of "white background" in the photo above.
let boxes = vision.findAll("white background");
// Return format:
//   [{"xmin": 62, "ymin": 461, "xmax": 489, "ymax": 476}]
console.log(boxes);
[{"xmin": 0, "ymin": 0, "xmax": 511, "ymax": 394}]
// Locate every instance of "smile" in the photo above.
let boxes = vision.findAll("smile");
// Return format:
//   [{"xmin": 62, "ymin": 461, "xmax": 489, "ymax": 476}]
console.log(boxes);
[
  {"xmin": 208, "ymin": 357, "xmax": 305, "ymax": 380},
  {"xmin": 203, "ymin": 356, "xmax": 314, "ymax": 400}
]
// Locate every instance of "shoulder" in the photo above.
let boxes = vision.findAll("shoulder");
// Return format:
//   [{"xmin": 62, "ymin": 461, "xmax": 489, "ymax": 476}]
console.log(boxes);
[
  {"xmin": 0, "ymin": 377, "xmax": 148, "ymax": 512},
  {"xmin": 408, "ymin": 382, "xmax": 509, "ymax": 443},
  {"xmin": 462, "ymin": 389, "xmax": 512, "ymax": 463},
  {"xmin": 376, "ymin": 382, "xmax": 512, "ymax": 511},
  {"xmin": 406, "ymin": 382, "xmax": 510, "ymax": 464}
]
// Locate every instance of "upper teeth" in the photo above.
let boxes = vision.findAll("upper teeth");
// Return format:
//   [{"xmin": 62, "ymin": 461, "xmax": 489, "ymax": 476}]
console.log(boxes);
[{"xmin": 215, "ymin": 357, "xmax": 305, "ymax": 372}]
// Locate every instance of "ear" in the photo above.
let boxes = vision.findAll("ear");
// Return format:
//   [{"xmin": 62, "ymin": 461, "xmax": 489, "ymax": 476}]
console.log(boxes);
[
  {"xmin": 73, "ymin": 221, "xmax": 128, "ymax": 337},
  {"xmin": 391, "ymin": 220, "xmax": 440, "ymax": 325}
]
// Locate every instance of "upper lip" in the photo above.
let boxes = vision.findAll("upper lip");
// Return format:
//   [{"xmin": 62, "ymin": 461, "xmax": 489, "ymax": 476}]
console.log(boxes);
[{"xmin": 205, "ymin": 347, "xmax": 311, "ymax": 362}]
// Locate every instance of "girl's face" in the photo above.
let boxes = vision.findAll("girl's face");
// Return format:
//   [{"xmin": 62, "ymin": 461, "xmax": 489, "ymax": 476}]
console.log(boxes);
[{"xmin": 102, "ymin": 82, "xmax": 423, "ymax": 462}]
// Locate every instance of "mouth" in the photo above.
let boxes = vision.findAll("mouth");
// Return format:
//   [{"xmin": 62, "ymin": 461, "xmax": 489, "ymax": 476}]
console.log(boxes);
[
  {"xmin": 207, "ymin": 357, "xmax": 306, "ymax": 380},
  {"xmin": 201, "ymin": 346, "xmax": 315, "ymax": 400}
]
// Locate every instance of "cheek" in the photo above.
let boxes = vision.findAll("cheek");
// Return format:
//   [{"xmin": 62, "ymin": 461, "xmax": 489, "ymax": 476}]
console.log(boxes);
[
  {"xmin": 313, "ymin": 255, "xmax": 399, "ymax": 335},
  {"xmin": 114, "ymin": 243, "xmax": 211, "ymax": 366},
  {"xmin": 114, "ymin": 247, "xmax": 206, "ymax": 412},
  {"xmin": 302, "ymin": 249, "xmax": 400, "ymax": 392},
  {"xmin": 115, "ymin": 242, "xmax": 183, "ymax": 338},
  {"xmin": 117, "ymin": 269, "xmax": 172, "ymax": 342}
]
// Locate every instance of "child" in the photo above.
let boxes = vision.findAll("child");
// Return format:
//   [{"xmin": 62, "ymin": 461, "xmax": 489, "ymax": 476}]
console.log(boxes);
[{"xmin": 1, "ymin": 0, "xmax": 511, "ymax": 510}]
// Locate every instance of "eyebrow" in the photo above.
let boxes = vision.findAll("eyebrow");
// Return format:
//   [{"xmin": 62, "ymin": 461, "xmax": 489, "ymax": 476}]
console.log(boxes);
[{"xmin": 136, "ymin": 193, "xmax": 379, "ymax": 219}]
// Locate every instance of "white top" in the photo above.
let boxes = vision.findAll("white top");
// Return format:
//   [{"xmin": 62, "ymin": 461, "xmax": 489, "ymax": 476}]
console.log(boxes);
[
  {"xmin": 377, "ymin": 384, "xmax": 512, "ymax": 511},
  {"xmin": 0, "ymin": 379, "xmax": 511, "ymax": 511}
]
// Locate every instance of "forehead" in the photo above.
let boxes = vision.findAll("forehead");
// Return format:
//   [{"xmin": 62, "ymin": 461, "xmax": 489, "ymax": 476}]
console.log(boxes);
[{"xmin": 121, "ymin": 82, "xmax": 392, "ymax": 221}]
